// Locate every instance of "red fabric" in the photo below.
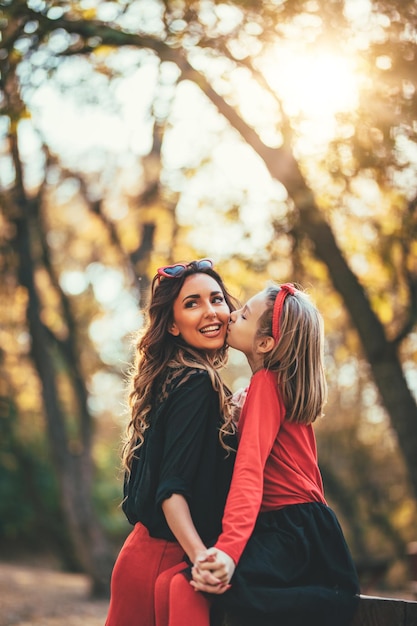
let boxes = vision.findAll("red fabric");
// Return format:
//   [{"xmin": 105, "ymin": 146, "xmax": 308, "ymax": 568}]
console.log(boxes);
[
  {"xmin": 105, "ymin": 523, "xmax": 185, "ymax": 626},
  {"xmin": 215, "ymin": 369, "xmax": 326, "ymax": 565},
  {"xmin": 155, "ymin": 566, "xmax": 211, "ymax": 626},
  {"xmin": 272, "ymin": 283, "xmax": 296, "ymax": 341}
]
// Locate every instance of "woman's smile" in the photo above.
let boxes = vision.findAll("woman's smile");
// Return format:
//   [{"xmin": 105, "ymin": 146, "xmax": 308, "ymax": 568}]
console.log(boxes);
[{"xmin": 199, "ymin": 323, "xmax": 223, "ymax": 336}]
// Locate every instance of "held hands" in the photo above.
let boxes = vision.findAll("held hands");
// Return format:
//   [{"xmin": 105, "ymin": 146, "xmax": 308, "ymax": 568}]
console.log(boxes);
[{"xmin": 190, "ymin": 548, "xmax": 235, "ymax": 594}]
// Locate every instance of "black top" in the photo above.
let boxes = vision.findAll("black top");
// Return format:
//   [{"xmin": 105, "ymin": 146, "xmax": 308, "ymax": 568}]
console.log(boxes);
[{"xmin": 122, "ymin": 366, "xmax": 236, "ymax": 545}]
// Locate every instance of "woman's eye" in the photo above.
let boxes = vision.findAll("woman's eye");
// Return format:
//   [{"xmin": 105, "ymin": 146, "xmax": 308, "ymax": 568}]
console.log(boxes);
[
  {"xmin": 213, "ymin": 296, "xmax": 225, "ymax": 304},
  {"xmin": 185, "ymin": 300, "xmax": 197, "ymax": 308}
]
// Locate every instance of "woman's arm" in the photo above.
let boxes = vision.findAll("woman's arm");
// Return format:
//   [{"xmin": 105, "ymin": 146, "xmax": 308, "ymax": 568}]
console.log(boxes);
[
  {"xmin": 163, "ymin": 491, "xmax": 230, "ymax": 592},
  {"xmin": 161, "ymin": 493, "xmax": 208, "ymax": 564}
]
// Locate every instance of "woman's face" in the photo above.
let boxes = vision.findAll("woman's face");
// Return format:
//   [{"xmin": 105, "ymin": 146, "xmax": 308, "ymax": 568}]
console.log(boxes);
[{"xmin": 169, "ymin": 273, "xmax": 230, "ymax": 352}]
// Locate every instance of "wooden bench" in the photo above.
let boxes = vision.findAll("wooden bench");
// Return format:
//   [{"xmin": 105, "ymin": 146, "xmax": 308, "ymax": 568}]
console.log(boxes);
[{"xmin": 351, "ymin": 594, "xmax": 417, "ymax": 625}]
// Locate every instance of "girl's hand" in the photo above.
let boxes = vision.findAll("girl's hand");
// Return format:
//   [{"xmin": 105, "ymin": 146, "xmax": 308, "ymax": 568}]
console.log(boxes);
[
  {"xmin": 190, "ymin": 548, "xmax": 235, "ymax": 594},
  {"xmin": 231, "ymin": 387, "xmax": 247, "ymax": 424}
]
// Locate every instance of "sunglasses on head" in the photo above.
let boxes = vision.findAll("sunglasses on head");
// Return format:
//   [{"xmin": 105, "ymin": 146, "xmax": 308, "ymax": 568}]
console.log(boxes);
[{"xmin": 156, "ymin": 258, "xmax": 214, "ymax": 282}]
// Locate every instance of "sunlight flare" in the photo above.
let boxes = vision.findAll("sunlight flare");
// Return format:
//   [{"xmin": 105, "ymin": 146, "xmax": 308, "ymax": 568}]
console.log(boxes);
[{"xmin": 262, "ymin": 47, "xmax": 359, "ymax": 121}]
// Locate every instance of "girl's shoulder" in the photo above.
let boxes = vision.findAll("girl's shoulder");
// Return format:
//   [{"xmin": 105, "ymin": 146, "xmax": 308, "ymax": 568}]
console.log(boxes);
[
  {"xmin": 248, "ymin": 369, "xmax": 282, "ymax": 403},
  {"xmin": 251, "ymin": 368, "xmax": 277, "ymax": 387}
]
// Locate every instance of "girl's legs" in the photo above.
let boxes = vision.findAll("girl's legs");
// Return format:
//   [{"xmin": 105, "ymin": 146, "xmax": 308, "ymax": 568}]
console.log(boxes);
[{"xmin": 155, "ymin": 565, "xmax": 211, "ymax": 626}]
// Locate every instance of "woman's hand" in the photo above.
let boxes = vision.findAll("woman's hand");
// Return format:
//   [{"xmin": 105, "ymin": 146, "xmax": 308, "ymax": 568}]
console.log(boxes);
[{"xmin": 190, "ymin": 548, "xmax": 235, "ymax": 594}]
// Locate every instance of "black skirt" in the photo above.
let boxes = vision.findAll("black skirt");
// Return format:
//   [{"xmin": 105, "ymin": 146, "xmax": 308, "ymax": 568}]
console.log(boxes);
[{"xmin": 215, "ymin": 502, "xmax": 360, "ymax": 626}]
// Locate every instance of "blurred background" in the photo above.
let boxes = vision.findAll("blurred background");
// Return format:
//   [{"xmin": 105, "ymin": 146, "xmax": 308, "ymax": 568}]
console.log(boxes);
[{"xmin": 1, "ymin": 0, "xmax": 417, "ymax": 603}]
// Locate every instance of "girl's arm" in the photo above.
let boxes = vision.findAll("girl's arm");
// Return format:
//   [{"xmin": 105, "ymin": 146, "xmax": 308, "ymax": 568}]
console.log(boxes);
[
  {"xmin": 215, "ymin": 374, "xmax": 283, "ymax": 565},
  {"xmin": 193, "ymin": 372, "xmax": 285, "ymax": 594}
]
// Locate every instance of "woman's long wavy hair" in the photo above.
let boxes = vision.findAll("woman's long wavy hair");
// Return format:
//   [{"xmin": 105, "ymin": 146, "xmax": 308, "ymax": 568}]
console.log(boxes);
[
  {"xmin": 122, "ymin": 263, "xmax": 239, "ymax": 473},
  {"xmin": 257, "ymin": 284, "xmax": 327, "ymax": 424}
]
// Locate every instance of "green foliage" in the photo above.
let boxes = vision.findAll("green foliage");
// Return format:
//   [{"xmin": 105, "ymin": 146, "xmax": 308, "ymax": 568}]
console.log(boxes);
[{"xmin": 0, "ymin": 395, "xmax": 60, "ymax": 546}]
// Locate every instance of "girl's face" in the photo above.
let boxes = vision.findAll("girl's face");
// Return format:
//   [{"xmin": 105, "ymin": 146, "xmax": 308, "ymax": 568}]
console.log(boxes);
[
  {"xmin": 169, "ymin": 273, "xmax": 231, "ymax": 352},
  {"xmin": 227, "ymin": 291, "xmax": 269, "ymax": 364}
]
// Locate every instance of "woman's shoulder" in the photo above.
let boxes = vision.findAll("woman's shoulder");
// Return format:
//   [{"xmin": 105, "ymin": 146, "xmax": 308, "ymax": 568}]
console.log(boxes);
[
  {"xmin": 168, "ymin": 364, "xmax": 209, "ymax": 387},
  {"xmin": 157, "ymin": 365, "xmax": 210, "ymax": 404}
]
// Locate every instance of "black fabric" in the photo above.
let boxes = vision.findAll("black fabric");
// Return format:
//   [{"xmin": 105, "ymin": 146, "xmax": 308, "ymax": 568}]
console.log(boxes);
[
  {"xmin": 216, "ymin": 502, "xmax": 360, "ymax": 626},
  {"xmin": 122, "ymin": 367, "xmax": 236, "ymax": 546}
]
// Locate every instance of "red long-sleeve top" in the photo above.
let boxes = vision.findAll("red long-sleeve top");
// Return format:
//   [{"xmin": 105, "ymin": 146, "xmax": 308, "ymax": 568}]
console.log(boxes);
[{"xmin": 215, "ymin": 369, "xmax": 326, "ymax": 565}]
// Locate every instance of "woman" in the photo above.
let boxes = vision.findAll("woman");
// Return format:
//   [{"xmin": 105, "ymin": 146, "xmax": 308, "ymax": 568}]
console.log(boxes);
[{"xmin": 105, "ymin": 259, "xmax": 238, "ymax": 626}]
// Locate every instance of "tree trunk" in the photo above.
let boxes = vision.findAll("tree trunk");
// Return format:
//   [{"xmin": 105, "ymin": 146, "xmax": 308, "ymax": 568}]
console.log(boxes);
[
  {"xmin": 187, "ymin": 66, "xmax": 417, "ymax": 501},
  {"xmin": 13, "ymin": 205, "xmax": 114, "ymax": 596},
  {"xmin": 2, "ymin": 48, "xmax": 114, "ymax": 593}
]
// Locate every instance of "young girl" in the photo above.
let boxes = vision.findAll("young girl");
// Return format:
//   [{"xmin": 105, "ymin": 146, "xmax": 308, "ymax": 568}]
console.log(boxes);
[
  {"xmin": 105, "ymin": 259, "xmax": 237, "ymax": 626},
  {"xmin": 187, "ymin": 282, "xmax": 360, "ymax": 626}
]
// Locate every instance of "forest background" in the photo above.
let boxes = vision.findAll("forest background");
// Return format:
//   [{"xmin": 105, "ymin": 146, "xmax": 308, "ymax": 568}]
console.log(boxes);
[{"xmin": 1, "ymin": 0, "xmax": 417, "ymax": 601}]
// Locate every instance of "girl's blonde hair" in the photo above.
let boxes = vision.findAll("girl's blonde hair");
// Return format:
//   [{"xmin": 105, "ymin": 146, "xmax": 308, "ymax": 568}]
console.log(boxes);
[
  {"xmin": 257, "ymin": 284, "xmax": 327, "ymax": 424},
  {"xmin": 122, "ymin": 264, "xmax": 238, "ymax": 473}
]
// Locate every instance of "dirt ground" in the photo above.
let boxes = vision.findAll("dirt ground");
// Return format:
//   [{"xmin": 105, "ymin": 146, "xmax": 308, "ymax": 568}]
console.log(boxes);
[
  {"xmin": 0, "ymin": 561, "xmax": 109, "ymax": 626},
  {"xmin": 1, "ymin": 558, "xmax": 415, "ymax": 626}
]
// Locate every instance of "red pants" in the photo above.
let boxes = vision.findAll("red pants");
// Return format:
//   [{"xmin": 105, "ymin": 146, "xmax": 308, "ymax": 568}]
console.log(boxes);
[
  {"xmin": 105, "ymin": 523, "xmax": 185, "ymax": 626},
  {"xmin": 105, "ymin": 523, "xmax": 211, "ymax": 626},
  {"xmin": 155, "ymin": 564, "xmax": 211, "ymax": 626}
]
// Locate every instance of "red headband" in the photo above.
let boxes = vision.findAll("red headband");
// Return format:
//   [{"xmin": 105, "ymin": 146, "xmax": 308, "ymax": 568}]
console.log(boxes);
[{"xmin": 272, "ymin": 283, "xmax": 296, "ymax": 343}]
